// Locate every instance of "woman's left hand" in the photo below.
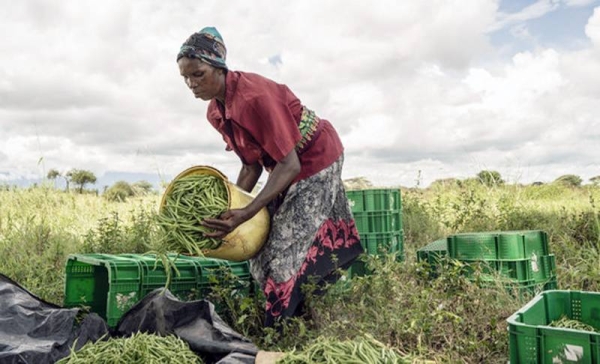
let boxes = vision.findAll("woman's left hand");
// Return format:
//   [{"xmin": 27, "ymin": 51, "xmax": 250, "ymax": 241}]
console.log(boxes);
[{"xmin": 201, "ymin": 208, "xmax": 251, "ymax": 238}]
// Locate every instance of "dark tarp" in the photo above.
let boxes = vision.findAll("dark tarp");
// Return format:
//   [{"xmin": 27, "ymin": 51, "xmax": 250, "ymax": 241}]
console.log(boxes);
[
  {"xmin": 115, "ymin": 288, "xmax": 258, "ymax": 364},
  {"xmin": 0, "ymin": 273, "xmax": 108, "ymax": 364},
  {"xmin": 0, "ymin": 274, "xmax": 258, "ymax": 364}
]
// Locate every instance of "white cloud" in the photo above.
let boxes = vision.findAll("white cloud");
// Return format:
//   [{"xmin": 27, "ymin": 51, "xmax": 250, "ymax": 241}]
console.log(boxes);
[
  {"xmin": 0, "ymin": 0, "xmax": 599, "ymax": 188},
  {"xmin": 564, "ymin": 0, "xmax": 598, "ymax": 7},
  {"xmin": 586, "ymin": 6, "xmax": 600, "ymax": 45}
]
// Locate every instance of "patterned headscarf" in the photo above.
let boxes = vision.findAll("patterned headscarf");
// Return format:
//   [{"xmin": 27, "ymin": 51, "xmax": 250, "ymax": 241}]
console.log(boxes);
[{"xmin": 177, "ymin": 27, "xmax": 227, "ymax": 69}]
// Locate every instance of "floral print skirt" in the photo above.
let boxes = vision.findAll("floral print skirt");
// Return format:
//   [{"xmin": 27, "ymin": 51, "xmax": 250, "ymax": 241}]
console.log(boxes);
[{"xmin": 249, "ymin": 154, "xmax": 364, "ymax": 327}]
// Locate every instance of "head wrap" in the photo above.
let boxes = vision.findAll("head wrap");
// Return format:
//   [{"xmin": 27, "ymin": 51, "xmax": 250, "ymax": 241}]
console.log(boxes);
[{"xmin": 177, "ymin": 27, "xmax": 227, "ymax": 69}]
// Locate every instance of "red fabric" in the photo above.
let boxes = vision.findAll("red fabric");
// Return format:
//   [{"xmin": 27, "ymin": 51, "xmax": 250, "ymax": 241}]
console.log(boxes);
[
  {"xmin": 263, "ymin": 218, "xmax": 361, "ymax": 322},
  {"xmin": 206, "ymin": 71, "xmax": 343, "ymax": 183}
]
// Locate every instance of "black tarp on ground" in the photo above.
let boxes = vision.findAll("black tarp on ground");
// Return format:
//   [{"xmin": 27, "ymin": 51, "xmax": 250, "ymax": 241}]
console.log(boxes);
[
  {"xmin": 0, "ymin": 273, "xmax": 108, "ymax": 364},
  {"xmin": 115, "ymin": 289, "xmax": 258, "ymax": 364},
  {"xmin": 0, "ymin": 273, "xmax": 258, "ymax": 364}
]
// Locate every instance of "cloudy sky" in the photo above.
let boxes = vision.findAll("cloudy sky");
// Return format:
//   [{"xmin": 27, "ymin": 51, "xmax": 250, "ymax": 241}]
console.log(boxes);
[{"xmin": 1, "ymin": 0, "xmax": 599, "ymax": 189}]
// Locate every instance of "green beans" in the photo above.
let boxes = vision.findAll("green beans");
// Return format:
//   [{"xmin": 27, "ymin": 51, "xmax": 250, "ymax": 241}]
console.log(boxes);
[
  {"xmin": 549, "ymin": 315, "xmax": 598, "ymax": 332},
  {"xmin": 148, "ymin": 174, "xmax": 228, "ymax": 293},
  {"xmin": 277, "ymin": 334, "xmax": 408, "ymax": 364},
  {"xmin": 157, "ymin": 174, "xmax": 228, "ymax": 255},
  {"xmin": 56, "ymin": 331, "xmax": 203, "ymax": 363}
]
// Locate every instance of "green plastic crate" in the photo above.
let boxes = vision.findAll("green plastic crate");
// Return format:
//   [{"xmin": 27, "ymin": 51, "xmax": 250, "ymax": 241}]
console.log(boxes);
[
  {"xmin": 360, "ymin": 230, "xmax": 402, "ymax": 256},
  {"xmin": 119, "ymin": 254, "xmax": 199, "ymax": 301},
  {"xmin": 497, "ymin": 230, "xmax": 549, "ymax": 260},
  {"xmin": 64, "ymin": 254, "xmax": 143, "ymax": 328},
  {"xmin": 448, "ymin": 233, "xmax": 498, "ymax": 260},
  {"xmin": 349, "ymin": 230, "xmax": 403, "ymax": 277},
  {"xmin": 345, "ymin": 189, "xmax": 402, "ymax": 213},
  {"xmin": 508, "ymin": 290, "xmax": 600, "ymax": 363},
  {"xmin": 346, "ymin": 190, "xmax": 366, "ymax": 213},
  {"xmin": 527, "ymin": 254, "xmax": 556, "ymax": 283},
  {"xmin": 455, "ymin": 255, "xmax": 556, "ymax": 284},
  {"xmin": 189, "ymin": 257, "xmax": 253, "ymax": 297},
  {"xmin": 417, "ymin": 237, "xmax": 557, "ymax": 289},
  {"xmin": 353, "ymin": 210, "xmax": 402, "ymax": 233},
  {"xmin": 416, "ymin": 239, "xmax": 448, "ymax": 264},
  {"xmin": 363, "ymin": 189, "xmax": 401, "ymax": 211},
  {"xmin": 448, "ymin": 230, "xmax": 550, "ymax": 261}
]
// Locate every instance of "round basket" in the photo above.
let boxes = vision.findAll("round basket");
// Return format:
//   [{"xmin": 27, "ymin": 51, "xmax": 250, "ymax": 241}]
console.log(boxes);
[{"xmin": 160, "ymin": 165, "xmax": 270, "ymax": 261}]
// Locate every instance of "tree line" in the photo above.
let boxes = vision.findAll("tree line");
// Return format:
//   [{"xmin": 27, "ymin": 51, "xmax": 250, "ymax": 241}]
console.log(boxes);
[
  {"xmin": 46, "ymin": 168, "xmax": 155, "ymax": 201},
  {"xmin": 436, "ymin": 170, "xmax": 600, "ymax": 188}
]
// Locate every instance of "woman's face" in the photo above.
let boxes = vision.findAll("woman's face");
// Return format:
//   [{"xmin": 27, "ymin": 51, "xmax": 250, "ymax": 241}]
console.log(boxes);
[{"xmin": 178, "ymin": 57, "xmax": 225, "ymax": 101}]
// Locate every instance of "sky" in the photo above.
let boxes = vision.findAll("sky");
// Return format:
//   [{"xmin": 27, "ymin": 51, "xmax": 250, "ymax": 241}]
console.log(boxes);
[{"xmin": 1, "ymin": 0, "xmax": 599, "ymax": 189}]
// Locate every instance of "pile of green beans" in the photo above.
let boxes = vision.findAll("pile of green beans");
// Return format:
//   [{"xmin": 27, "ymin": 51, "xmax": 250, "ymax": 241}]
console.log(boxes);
[
  {"xmin": 277, "ymin": 335, "xmax": 407, "ymax": 364},
  {"xmin": 56, "ymin": 332, "xmax": 203, "ymax": 364},
  {"xmin": 549, "ymin": 315, "xmax": 598, "ymax": 332},
  {"xmin": 157, "ymin": 174, "xmax": 229, "ymax": 255}
]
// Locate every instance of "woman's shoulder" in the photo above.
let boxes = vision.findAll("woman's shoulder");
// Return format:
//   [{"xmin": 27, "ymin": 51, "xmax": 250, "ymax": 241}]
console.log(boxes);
[{"xmin": 234, "ymin": 70, "xmax": 283, "ymax": 88}]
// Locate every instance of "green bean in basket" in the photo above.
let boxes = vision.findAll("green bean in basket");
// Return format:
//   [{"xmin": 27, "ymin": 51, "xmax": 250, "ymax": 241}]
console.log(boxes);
[{"xmin": 157, "ymin": 174, "xmax": 229, "ymax": 255}]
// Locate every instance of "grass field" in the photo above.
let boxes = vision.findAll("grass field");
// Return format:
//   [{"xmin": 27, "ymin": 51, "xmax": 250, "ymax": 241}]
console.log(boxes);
[{"xmin": 0, "ymin": 181, "xmax": 599, "ymax": 363}]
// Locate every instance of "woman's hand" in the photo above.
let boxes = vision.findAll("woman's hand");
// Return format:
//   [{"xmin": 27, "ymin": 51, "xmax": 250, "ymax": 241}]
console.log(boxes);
[{"xmin": 201, "ymin": 208, "xmax": 251, "ymax": 238}]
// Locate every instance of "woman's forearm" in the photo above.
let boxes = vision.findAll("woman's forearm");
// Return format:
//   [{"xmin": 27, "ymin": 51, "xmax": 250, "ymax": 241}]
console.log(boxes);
[
  {"xmin": 245, "ymin": 149, "xmax": 301, "ymax": 216},
  {"xmin": 236, "ymin": 163, "xmax": 263, "ymax": 193}
]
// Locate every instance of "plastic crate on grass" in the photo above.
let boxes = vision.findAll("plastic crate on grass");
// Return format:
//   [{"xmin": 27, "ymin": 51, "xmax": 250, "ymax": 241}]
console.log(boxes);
[
  {"xmin": 119, "ymin": 254, "xmax": 199, "ymax": 302},
  {"xmin": 64, "ymin": 254, "xmax": 143, "ymax": 328},
  {"xmin": 448, "ymin": 230, "xmax": 550, "ymax": 261},
  {"xmin": 497, "ymin": 230, "xmax": 549, "ymax": 260},
  {"xmin": 448, "ymin": 232, "xmax": 498, "ymax": 260},
  {"xmin": 508, "ymin": 290, "xmax": 600, "ymax": 363},
  {"xmin": 189, "ymin": 256, "xmax": 253, "ymax": 297},
  {"xmin": 416, "ymin": 239, "xmax": 449, "ymax": 278},
  {"xmin": 64, "ymin": 253, "xmax": 259, "ymax": 327},
  {"xmin": 416, "ymin": 237, "xmax": 557, "ymax": 292},
  {"xmin": 416, "ymin": 239, "xmax": 448, "ymax": 265}
]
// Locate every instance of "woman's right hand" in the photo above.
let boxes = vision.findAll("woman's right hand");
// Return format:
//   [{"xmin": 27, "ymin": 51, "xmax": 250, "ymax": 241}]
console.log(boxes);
[{"xmin": 201, "ymin": 208, "xmax": 253, "ymax": 238}]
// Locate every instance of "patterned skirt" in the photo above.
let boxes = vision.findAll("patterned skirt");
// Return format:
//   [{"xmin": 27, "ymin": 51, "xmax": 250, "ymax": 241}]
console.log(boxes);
[{"xmin": 249, "ymin": 154, "xmax": 364, "ymax": 327}]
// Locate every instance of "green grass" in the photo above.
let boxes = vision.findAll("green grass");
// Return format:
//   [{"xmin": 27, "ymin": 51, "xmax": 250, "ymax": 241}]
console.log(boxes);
[{"xmin": 0, "ymin": 181, "xmax": 599, "ymax": 363}]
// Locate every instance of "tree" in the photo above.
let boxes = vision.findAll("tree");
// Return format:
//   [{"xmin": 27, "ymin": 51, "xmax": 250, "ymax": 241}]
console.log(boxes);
[
  {"xmin": 47, "ymin": 169, "xmax": 60, "ymax": 180},
  {"xmin": 343, "ymin": 177, "xmax": 373, "ymax": 190},
  {"xmin": 590, "ymin": 176, "xmax": 600, "ymax": 186},
  {"xmin": 68, "ymin": 169, "xmax": 97, "ymax": 193},
  {"xmin": 554, "ymin": 174, "xmax": 582, "ymax": 187},
  {"xmin": 104, "ymin": 181, "xmax": 135, "ymax": 202},
  {"xmin": 47, "ymin": 169, "xmax": 61, "ymax": 188},
  {"xmin": 132, "ymin": 180, "xmax": 155, "ymax": 195},
  {"xmin": 430, "ymin": 178, "xmax": 460, "ymax": 188},
  {"xmin": 476, "ymin": 170, "xmax": 504, "ymax": 186}
]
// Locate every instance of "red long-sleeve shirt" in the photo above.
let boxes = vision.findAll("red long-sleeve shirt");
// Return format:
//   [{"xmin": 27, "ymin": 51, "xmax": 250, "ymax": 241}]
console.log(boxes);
[{"xmin": 206, "ymin": 71, "xmax": 343, "ymax": 183}]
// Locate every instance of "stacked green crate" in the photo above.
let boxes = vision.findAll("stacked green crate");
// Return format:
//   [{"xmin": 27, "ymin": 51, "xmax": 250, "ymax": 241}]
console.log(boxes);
[
  {"xmin": 64, "ymin": 253, "xmax": 254, "ymax": 328},
  {"xmin": 417, "ymin": 230, "xmax": 557, "ymax": 295},
  {"xmin": 346, "ymin": 188, "xmax": 403, "ymax": 277}
]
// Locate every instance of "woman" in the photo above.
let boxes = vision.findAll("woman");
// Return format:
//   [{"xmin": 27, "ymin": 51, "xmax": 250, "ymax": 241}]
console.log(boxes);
[{"xmin": 177, "ymin": 27, "xmax": 363, "ymax": 328}]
